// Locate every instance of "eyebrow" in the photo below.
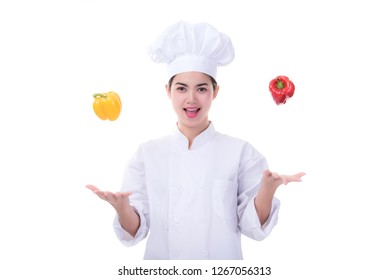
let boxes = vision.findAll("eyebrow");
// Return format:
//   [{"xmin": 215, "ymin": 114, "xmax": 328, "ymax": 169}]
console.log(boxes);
[{"xmin": 174, "ymin": 82, "xmax": 210, "ymax": 87}]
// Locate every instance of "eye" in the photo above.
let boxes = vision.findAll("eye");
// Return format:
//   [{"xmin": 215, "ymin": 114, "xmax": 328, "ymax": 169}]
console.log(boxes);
[
  {"xmin": 197, "ymin": 87, "xmax": 207, "ymax": 92},
  {"xmin": 176, "ymin": 86, "xmax": 186, "ymax": 92}
]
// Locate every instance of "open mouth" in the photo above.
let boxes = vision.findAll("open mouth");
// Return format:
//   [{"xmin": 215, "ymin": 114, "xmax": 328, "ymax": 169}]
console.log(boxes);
[{"xmin": 184, "ymin": 107, "xmax": 200, "ymax": 118}]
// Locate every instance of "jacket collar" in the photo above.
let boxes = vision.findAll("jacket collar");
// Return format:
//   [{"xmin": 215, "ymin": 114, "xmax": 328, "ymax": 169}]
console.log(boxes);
[{"xmin": 172, "ymin": 122, "xmax": 216, "ymax": 151}]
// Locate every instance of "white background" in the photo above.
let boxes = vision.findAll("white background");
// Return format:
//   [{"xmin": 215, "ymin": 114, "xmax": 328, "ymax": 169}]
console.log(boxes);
[{"xmin": 0, "ymin": 0, "xmax": 388, "ymax": 279}]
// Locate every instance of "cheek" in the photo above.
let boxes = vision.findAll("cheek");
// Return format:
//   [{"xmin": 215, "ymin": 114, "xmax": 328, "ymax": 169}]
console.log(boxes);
[
  {"xmin": 200, "ymin": 95, "xmax": 213, "ymax": 106},
  {"xmin": 171, "ymin": 97, "xmax": 183, "ymax": 110}
]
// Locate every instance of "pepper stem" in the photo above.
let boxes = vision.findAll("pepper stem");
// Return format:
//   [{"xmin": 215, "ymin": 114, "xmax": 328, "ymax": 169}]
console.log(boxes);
[
  {"xmin": 276, "ymin": 79, "xmax": 284, "ymax": 90},
  {"xmin": 93, "ymin": 93, "xmax": 106, "ymax": 98}
]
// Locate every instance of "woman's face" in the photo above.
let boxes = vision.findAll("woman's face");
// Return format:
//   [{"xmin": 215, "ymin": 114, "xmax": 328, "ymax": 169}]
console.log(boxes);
[{"xmin": 166, "ymin": 71, "xmax": 219, "ymax": 134}]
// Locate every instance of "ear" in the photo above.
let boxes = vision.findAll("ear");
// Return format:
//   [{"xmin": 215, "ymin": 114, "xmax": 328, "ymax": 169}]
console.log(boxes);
[
  {"xmin": 213, "ymin": 85, "xmax": 220, "ymax": 100},
  {"xmin": 165, "ymin": 84, "xmax": 171, "ymax": 98}
]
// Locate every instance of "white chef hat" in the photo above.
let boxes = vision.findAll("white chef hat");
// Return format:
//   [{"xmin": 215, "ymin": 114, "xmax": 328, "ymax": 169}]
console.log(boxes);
[{"xmin": 149, "ymin": 21, "xmax": 235, "ymax": 80}]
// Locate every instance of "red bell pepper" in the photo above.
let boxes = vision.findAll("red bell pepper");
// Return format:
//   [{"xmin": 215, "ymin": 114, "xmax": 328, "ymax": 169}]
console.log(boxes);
[{"xmin": 269, "ymin": 76, "xmax": 295, "ymax": 105}]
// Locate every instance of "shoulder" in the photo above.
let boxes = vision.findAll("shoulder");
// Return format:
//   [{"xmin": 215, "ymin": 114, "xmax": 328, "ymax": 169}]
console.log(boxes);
[
  {"xmin": 138, "ymin": 133, "xmax": 171, "ymax": 151},
  {"xmin": 129, "ymin": 134, "xmax": 171, "ymax": 163},
  {"xmin": 214, "ymin": 130, "xmax": 260, "ymax": 151},
  {"xmin": 213, "ymin": 131, "xmax": 266, "ymax": 160}
]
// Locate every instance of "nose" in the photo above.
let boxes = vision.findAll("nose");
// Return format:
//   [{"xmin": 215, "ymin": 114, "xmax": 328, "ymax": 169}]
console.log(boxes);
[{"xmin": 186, "ymin": 90, "xmax": 197, "ymax": 104}]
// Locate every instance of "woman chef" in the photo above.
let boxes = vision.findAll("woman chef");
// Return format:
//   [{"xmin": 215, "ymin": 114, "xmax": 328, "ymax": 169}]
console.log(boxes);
[{"xmin": 86, "ymin": 21, "xmax": 305, "ymax": 260}]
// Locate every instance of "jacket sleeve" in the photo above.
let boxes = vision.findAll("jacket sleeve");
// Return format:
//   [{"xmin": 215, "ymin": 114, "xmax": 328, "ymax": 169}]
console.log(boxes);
[
  {"xmin": 112, "ymin": 145, "xmax": 150, "ymax": 246},
  {"xmin": 237, "ymin": 143, "xmax": 280, "ymax": 240}
]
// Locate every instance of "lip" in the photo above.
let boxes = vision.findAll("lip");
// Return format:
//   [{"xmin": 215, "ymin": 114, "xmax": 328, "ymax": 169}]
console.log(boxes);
[{"xmin": 183, "ymin": 107, "xmax": 200, "ymax": 118}]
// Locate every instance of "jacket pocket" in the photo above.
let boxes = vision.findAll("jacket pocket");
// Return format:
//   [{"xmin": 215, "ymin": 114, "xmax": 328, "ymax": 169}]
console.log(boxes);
[{"xmin": 212, "ymin": 179, "xmax": 238, "ymax": 220}]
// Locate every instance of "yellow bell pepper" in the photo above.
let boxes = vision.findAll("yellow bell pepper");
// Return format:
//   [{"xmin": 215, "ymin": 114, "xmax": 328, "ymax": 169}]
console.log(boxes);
[{"xmin": 92, "ymin": 91, "xmax": 122, "ymax": 121}]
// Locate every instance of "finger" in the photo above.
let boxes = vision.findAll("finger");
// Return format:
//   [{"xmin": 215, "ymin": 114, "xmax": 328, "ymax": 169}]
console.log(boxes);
[
  {"xmin": 282, "ymin": 174, "xmax": 304, "ymax": 184},
  {"xmin": 94, "ymin": 192, "xmax": 109, "ymax": 200},
  {"xmin": 86, "ymin": 184, "xmax": 99, "ymax": 192},
  {"xmin": 86, "ymin": 185, "xmax": 108, "ymax": 198},
  {"xmin": 104, "ymin": 191, "xmax": 114, "ymax": 199},
  {"xmin": 292, "ymin": 172, "xmax": 305, "ymax": 181}
]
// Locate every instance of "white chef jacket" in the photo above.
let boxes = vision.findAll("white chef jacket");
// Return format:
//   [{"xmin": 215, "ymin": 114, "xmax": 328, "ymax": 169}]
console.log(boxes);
[{"xmin": 113, "ymin": 123, "xmax": 280, "ymax": 260}]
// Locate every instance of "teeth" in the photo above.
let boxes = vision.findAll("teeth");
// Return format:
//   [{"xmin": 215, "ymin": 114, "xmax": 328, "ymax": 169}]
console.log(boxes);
[{"xmin": 186, "ymin": 108, "xmax": 199, "ymax": 112}]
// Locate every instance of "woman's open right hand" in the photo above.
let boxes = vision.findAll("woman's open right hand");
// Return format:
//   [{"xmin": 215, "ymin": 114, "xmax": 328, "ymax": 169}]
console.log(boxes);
[{"xmin": 85, "ymin": 184, "xmax": 132, "ymax": 212}]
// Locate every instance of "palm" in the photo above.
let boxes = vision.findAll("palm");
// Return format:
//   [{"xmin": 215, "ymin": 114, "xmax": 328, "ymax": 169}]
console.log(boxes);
[{"xmin": 85, "ymin": 184, "xmax": 132, "ymax": 209}]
